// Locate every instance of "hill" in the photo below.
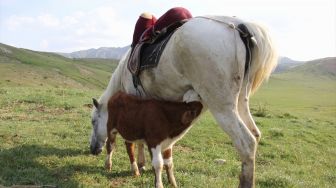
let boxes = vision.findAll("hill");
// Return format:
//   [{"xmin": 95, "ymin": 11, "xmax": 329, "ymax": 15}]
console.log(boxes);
[
  {"xmin": 0, "ymin": 43, "xmax": 119, "ymax": 89},
  {"xmin": 274, "ymin": 57, "xmax": 336, "ymax": 77},
  {"xmin": 274, "ymin": 57, "xmax": 306, "ymax": 73},
  {"xmin": 289, "ymin": 57, "xmax": 336, "ymax": 78},
  {"xmin": 58, "ymin": 46, "xmax": 130, "ymax": 59}
]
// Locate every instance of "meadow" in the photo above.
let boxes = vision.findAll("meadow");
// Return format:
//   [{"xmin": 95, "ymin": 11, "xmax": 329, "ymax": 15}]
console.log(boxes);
[{"xmin": 0, "ymin": 44, "xmax": 335, "ymax": 187}]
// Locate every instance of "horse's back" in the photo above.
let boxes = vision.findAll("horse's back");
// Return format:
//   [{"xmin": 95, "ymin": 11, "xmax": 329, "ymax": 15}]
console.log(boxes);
[{"xmin": 171, "ymin": 16, "xmax": 247, "ymax": 93}]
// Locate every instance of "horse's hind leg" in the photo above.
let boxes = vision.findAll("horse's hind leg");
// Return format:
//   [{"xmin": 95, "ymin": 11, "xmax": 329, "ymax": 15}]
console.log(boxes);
[
  {"xmin": 163, "ymin": 147, "xmax": 177, "ymax": 187},
  {"xmin": 105, "ymin": 132, "xmax": 117, "ymax": 171},
  {"xmin": 125, "ymin": 142, "xmax": 140, "ymax": 176},
  {"xmin": 193, "ymin": 78, "xmax": 257, "ymax": 187},
  {"xmin": 238, "ymin": 81, "xmax": 261, "ymax": 142},
  {"xmin": 211, "ymin": 106, "xmax": 256, "ymax": 188},
  {"xmin": 137, "ymin": 143, "xmax": 146, "ymax": 172}
]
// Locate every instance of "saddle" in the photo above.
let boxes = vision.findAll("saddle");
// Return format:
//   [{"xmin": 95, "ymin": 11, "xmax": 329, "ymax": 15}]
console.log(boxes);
[{"xmin": 127, "ymin": 20, "xmax": 188, "ymax": 88}]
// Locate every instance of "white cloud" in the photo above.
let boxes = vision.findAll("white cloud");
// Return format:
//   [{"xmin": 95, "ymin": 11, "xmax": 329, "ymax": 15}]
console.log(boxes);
[
  {"xmin": 1, "ymin": 0, "xmax": 334, "ymax": 59},
  {"xmin": 37, "ymin": 14, "xmax": 60, "ymax": 27},
  {"xmin": 40, "ymin": 39, "xmax": 49, "ymax": 49},
  {"xmin": 5, "ymin": 15, "xmax": 35, "ymax": 30},
  {"xmin": 3, "ymin": 6, "xmax": 133, "ymax": 51},
  {"xmin": 54, "ymin": 6, "xmax": 133, "ymax": 50}
]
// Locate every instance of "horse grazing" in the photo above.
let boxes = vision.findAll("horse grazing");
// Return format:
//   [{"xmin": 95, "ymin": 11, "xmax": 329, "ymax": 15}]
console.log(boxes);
[
  {"xmin": 91, "ymin": 16, "xmax": 278, "ymax": 188},
  {"xmin": 105, "ymin": 91, "xmax": 202, "ymax": 188}
]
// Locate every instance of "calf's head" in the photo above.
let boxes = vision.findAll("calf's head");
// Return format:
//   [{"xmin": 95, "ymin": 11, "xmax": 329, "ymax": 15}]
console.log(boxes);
[{"xmin": 181, "ymin": 102, "xmax": 203, "ymax": 124}]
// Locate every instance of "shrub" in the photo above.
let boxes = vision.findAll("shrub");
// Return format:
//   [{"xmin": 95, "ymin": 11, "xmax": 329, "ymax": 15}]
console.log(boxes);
[{"xmin": 254, "ymin": 104, "xmax": 268, "ymax": 117}]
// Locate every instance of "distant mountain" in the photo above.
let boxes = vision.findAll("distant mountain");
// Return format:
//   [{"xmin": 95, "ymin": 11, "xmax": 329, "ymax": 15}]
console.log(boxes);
[
  {"xmin": 290, "ymin": 57, "xmax": 336, "ymax": 78},
  {"xmin": 274, "ymin": 57, "xmax": 306, "ymax": 73},
  {"xmin": 59, "ymin": 46, "xmax": 130, "ymax": 59}
]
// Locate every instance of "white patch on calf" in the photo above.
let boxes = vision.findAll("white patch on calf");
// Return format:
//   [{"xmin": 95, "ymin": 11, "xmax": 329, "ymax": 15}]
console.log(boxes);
[
  {"xmin": 151, "ymin": 145, "xmax": 164, "ymax": 188},
  {"xmin": 151, "ymin": 145, "xmax": 163, "ymax": 168},
  {"xmin": 163, "ymin": 157, "xmax": 173, "ymax": 165},
  {"xmin": 160, "ymin": 125, "xmax": 193, "ymax": 151}
]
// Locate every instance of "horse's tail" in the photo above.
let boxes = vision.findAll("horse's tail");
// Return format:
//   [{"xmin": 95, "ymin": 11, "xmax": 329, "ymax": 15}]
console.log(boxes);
[{"xmin": 244, "ymin": 22, "xmax": 278, "ymax": 94}]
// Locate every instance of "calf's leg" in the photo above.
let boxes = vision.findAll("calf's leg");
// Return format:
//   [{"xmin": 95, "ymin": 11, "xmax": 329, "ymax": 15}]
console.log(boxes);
[
  {"xmin": 151, "ymin": 145, "xmax": 164, "ymax": 188},
  {"xmin": 105, "ymin": 132, "xmax": 117, "ymax": 171},
  {"xmin": 163, "ymin": 147, "xmax": 177, "ymax": 187},
  {"xmin": 125, "ymin": 141, "xmax": 140, "ymax": 176},
  {"xmin": 137, "ymin": 142, "xmax": 146, "ymax": 172}
]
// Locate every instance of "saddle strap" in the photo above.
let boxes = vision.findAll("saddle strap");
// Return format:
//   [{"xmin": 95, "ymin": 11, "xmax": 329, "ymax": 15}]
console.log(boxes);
[
  {"xmin": 127, "ymin": 42, "xmax": 145, "ymax": 75},
  {"xmin": 237, "ymin": 23, "xmax": 255, "ymax": 75}
]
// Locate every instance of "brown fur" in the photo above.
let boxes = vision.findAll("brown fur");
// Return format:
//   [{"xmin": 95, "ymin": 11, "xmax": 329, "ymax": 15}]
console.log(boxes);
[
  {"xmin": 162, "ymin": 148, "xmax": 172, "ymax": 160},
  {"xmin": 105, "ymin": 91, "xmax": 202, "ymax": 187},
  {"xmin": 106, "ymin": 91, "xmax": 202, "ymax": 148}
]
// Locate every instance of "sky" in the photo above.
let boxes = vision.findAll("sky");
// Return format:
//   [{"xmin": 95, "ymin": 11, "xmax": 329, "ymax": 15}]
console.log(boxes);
[{"xmin": 0, "ymin": 0, "xmax": 335, "ymax": 61}]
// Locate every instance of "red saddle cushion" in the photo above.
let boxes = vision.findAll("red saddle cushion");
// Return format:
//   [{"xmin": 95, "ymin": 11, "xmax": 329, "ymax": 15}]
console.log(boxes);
[{"xmin": 132, "ymin": 7, "xmax": 192, "ymax": 47}]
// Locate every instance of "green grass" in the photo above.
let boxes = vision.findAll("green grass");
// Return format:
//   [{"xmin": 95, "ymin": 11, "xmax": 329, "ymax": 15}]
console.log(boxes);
[
  {"xmin": 0, "ymin": 43, "xmax": 335, "ymax": 187},
  {"xmin": 0, "ymin": 43, "xmax": 118, "ymax": 89},
  {"xmin": 0, "ymin": 84, "xmax": 335, "ymax": 187}
]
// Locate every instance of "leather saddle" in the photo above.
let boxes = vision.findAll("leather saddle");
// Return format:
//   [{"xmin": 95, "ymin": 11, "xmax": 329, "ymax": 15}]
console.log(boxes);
[{"xmin": 127, "ymin": 20, "xmax": 188, "ymax": 79}]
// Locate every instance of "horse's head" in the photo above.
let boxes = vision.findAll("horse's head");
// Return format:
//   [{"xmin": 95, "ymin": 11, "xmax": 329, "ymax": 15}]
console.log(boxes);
[{"xmin": 90, "ymin": 98, "xmax": 108, "ymax": 155}]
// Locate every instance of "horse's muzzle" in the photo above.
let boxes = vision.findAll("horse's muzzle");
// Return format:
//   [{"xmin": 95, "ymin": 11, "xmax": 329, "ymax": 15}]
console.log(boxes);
[{"xmin": 90, "ymin": 145, "xmax": 102, "ymax": 155}]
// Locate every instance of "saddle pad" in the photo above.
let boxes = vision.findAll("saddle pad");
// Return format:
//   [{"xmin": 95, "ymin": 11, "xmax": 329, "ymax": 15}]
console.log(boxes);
[
  {"xmin": 128, "ymin": 20, "xmax": 187, "ymax": 76},
  {"xmin": 139, "ymin": 32, "xmax": 174, "ymax": 71}
]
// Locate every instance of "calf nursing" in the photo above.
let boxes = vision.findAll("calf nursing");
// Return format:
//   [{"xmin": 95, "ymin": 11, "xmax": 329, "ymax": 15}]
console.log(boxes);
[{"xmin": 105, "ymin": 91, "xmax": 202, "ymax": 188}]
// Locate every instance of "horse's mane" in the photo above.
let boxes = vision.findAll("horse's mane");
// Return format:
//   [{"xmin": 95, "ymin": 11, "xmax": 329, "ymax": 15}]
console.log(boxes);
[{"xmin": 98, "ymin": 49, "xmax": 132, "ymax": 107}]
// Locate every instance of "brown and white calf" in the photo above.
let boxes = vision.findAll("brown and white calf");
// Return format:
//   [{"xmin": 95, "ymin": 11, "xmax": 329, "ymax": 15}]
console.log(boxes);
[{"xmin": 105, "ymin": 91, "xmax": 202, "ymax": 188}]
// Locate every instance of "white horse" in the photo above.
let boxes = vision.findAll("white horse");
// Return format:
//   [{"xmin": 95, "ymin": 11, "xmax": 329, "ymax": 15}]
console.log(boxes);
[{"xmin": 90, "ymin": 16, "xmax": 277, "ymax": 188}]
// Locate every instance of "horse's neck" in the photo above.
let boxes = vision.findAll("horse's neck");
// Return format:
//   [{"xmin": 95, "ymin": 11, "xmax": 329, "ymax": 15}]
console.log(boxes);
[{"xmin": 99, "ymin": 58, "xmax": 127, "ymax": 107}]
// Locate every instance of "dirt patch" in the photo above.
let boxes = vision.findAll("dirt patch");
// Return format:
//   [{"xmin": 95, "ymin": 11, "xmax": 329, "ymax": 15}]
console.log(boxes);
[
  {"xmin": 174, "ymin": 144, "xmax": 193, "ymax": 153},
  {"xmin": 83, "ymin": 103, "xmax": 93, "ymax": 109},
  {"xmin": 109, "ymin": 177, "xmax": 127, "ymax": 187},
  {"xmin": 76, "ymin": 65, "xmax": 93, "ymax": 76}
]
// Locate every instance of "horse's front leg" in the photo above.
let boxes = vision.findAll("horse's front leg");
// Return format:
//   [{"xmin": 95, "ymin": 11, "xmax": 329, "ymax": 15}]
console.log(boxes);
[
  {"xmin": 163, "ymin": 147, "xmax": 177, "ymax": 187},
  {"xmin": 125, "ymin": 142, "xmax": 140, "ymax": 176},
  {"xmin": 105, "ymin": 133, "xmax": 117, "ymax": 171},
  {"xmin": 150, "ymin": 145, "xmax": 164, "ymax": 188}
]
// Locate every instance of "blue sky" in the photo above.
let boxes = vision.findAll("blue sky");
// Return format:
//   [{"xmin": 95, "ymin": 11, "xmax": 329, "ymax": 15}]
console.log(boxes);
[{"xmin": 0, "ymin": 0, "xmax": 335, "ymax": 60}]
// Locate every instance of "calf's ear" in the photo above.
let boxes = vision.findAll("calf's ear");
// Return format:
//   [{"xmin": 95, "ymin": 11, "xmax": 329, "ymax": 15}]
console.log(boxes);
[
  {"xmin": 181, "ymin": 111, "xmax": 196, "ymax": 124},
  {"xmin": 92, "ymin": 98, "xmax": 100, "ymax": 109}
]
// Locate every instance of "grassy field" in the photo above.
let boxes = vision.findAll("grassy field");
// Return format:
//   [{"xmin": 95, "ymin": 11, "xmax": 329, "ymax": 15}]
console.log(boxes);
[
  {"xmin": 0, "ymin": 43, "xmax": 118, "ymax": 89},
  {"xmin": 0, "ymin": 44, "xmax": 335, "ymax": 187}
]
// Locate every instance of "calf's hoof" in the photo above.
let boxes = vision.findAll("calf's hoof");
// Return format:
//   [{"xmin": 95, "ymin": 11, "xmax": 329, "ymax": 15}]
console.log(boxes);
[
  {"xmin": 131, "ymin": 162, "xmax": 141, "ymax": 176},
  {"xmin": 134, "ymin": 170, "xmax": 141, "ymax": 177},
  {"xmin": 105, "ymin": 162, "xmax": 112, "ymax": 171},
  {"xmin": 155, "ymin": 183, "xmax": 164, "ymax": 188},
  {"xmin": 171, "ymin": 181, "xmax": 177, "ymax": 188},
  {"xmin": 139, "ymin": 166, "xmax": 146, "ymax": 173}
]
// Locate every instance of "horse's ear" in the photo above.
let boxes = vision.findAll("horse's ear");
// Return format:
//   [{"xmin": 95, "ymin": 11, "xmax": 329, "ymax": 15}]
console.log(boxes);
[{"xmin": 92, "ymin": 98, "xmax": 100, "ymax": 109}]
